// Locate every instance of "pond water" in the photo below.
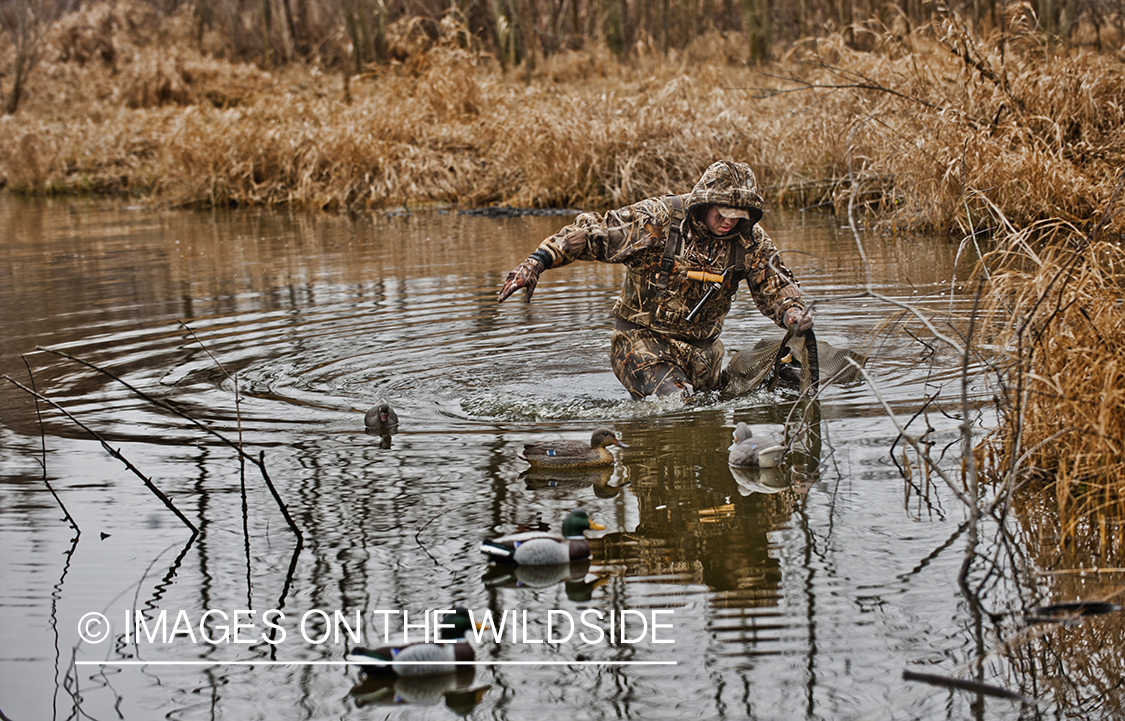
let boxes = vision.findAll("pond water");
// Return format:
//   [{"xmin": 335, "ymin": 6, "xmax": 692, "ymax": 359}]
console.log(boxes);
[{"xmin": 0, "ymin": 193, "xmax": 1093, "ymax": 720}]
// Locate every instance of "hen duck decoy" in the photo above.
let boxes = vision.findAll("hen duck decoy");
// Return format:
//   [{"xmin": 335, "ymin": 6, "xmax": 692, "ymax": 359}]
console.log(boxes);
[
  {"xmin": 364, "ymin": 401, "xmax": 399, "ymax": 432},
  {"xmin": 481, "ymin": 509, "xmax": 606, "ymax": 565},
  {"xmin": 520, "ymin": 427, "xmax": 626, "ymax": 468},
  {"xmin": 346, "ymin": 608, "xmax": 478, "ymax": 677},
  {"xmin": 728, "ymin": 422, "xmax": 786, "ymax": 468}
]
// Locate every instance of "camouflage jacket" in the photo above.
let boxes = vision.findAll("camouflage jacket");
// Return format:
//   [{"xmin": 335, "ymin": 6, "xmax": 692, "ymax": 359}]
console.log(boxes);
[{"xmin": 531, "ymin": 161, "xmax": 806, "ymax": 343}]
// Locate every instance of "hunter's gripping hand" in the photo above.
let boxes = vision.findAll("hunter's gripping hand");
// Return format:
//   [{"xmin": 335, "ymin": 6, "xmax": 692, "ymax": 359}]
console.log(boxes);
[
  {"xmin": 784, "ymin": 307, "xmax": 815, "ymax": 333},
  {"xmin": 498, "ymin": 254, "xmax": 547, "ymax": 303}
]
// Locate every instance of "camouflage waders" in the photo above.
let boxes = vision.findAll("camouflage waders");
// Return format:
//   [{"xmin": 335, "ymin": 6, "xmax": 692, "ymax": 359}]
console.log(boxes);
[{"xmin": 610, "ymin": 327, "xmax": 725, "ymax": 399}]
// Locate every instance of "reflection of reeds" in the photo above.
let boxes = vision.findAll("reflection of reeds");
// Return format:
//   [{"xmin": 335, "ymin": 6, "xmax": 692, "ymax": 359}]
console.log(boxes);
[
  {"xmin": 2, "ymin": 3, "xmax": 1122, "ymax": 236},
  {"xmin": 1007, "ymin": 613, "xmax": 1125, "ymax": 718},
  {"xmin": 995, "ymin": 531, "xmax": 1125, "ymax": 717}
]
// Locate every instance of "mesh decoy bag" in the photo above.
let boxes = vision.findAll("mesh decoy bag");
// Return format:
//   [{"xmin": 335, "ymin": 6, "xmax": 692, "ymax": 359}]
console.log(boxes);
[{"xmin": 720, "ymin": 329, "xmax": 868, "ymax": 397}]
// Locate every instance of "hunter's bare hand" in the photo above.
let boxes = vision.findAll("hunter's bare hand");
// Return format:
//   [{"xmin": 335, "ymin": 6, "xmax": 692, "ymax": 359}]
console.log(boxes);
[{"xmin": 785, "ymin": 307, "xmax": 814, "ymax": 333}]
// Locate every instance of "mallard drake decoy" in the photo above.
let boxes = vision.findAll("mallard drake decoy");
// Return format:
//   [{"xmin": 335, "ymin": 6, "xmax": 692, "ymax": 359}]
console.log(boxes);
[
  {"xmin": 775, "ymin": 352, "xmax": 803, "ymax": 386},
  {"xmin": 520, "ymin": 427, "xmax": 626, "ymax": 468},
  {"xmin": 349, "ymin": 670, "xmax": 487, "ymax": 711},
  {"xmin": 728, "ymin": 422, "xmax": 786, "ymax": 468},
  {"xmin": 346, "ymin": 608, "xmax": 478, "ymax": 677},
  {"xmin": 481, "ymin": 509, "xmax": 606, "ymax": 565},
  {"xmin": 364, "ymin": 401, "xmax": 399, "ymax": 432}
]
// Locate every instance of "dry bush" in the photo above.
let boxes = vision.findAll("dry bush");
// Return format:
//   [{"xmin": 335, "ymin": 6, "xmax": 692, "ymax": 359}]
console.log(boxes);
[
  {"xmin": 2, "ymin": 1, "xmax": 1123, "ymax": 232},
  {"xmin": 6, "ymin": 1, "xmax": 278, "ymax": 120},
  {"xmin": 743, "ymin": 13, "xmax": 1125, "ymax": 233},
  {"xmin": 976, "ymin": 216, "xmax": 1125, "ymax": 550}
]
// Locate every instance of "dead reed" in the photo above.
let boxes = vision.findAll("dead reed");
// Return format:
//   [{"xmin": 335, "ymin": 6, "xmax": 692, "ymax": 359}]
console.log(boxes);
[
  {"xmin": 976, "ymin": 213, "xmax": 1125, "ymax": 552},
  {"xmin": 1, "ymin": 2, "xmax": 1122, "ymax": 236}
]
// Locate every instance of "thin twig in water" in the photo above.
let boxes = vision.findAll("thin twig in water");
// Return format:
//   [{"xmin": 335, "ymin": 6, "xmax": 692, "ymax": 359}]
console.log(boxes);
[
  {"xmin": 177, "ymin": 321, "xmax": 244, "ymax": 451},
  {"xmin": 33, "ymin": 346, "xmax": 303, "ymax": 542},
  {"xmin": 846, "ymin": 359, "xmax": 972, "ymax": 508},
  {"xmin": 415, "ymin": 509, "xmax": 455, "ymax": 570},
  {"xmin": 20, "ymin": 356, "xmax": 80, "ymax": 533},
  {"xmin": 2, "ymin": 374, "xmax": 199, "ymax": 535},
  {"xmin": 177, "ymin": 321, "xmax": 255, "ymax": 602},
  {"xmin": 257, "ymin": 450, "xmax": 303, "ymax": 544}
]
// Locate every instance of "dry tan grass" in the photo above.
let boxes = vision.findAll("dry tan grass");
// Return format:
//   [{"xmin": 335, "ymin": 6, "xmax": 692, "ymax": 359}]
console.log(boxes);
[
  {"xmin": 2, "ymin": 2, "xmax": 1123, "ymax": 236},
  {"xmin": 975, "ymin": 212, "xmax": 1125, "ymax": 551}
]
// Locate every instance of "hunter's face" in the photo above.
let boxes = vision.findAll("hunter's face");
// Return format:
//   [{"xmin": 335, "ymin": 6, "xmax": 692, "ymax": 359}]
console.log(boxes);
[{"xmin": 703, "ymin": 205, "xmax": 739, "ymax": 236}]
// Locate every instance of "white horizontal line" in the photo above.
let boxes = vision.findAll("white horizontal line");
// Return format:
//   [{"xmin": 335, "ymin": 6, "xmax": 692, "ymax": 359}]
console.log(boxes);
[{"xmin": 76, "ymin": 660, "xmax": 676, "ymax": 667}]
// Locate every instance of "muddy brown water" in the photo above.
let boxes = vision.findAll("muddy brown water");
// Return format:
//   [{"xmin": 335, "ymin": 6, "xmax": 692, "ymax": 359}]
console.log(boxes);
[{"xmin": 0, "ymin": 194, "xmax": 1075, "ymax": 720}]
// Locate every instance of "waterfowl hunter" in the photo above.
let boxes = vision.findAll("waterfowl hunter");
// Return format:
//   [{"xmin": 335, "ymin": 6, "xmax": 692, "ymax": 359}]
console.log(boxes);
[
  {"xmin": 728, "ymin": 422, "xmax": 786, "ymax": 468},
  {"xmin": 481, "ymin": 509, "xmax": 606, "ymax": 565},
  {"xmin": 520, "ymin": 427, "xmax": 626, "ymax": 468},
  {"xmin": 346, "ymin": 607, "xmax": 478, "ymax": 677}
]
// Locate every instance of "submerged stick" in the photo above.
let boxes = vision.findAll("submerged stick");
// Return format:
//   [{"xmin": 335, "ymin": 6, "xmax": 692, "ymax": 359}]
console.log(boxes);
[
  {"xmin": 902, "ymin": 669, "xmax": 1034, "ymax": 703},
  {"xmin": 2, "ymin": 375, "xmax": 199, "ymax": 535}
]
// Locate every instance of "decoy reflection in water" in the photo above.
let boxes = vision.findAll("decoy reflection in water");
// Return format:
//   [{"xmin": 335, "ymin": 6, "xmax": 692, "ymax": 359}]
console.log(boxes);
[
  {"xmin": 520, "ymin": 427, "xmax": 627, "ymax": 468},
  {"xmin": 482, "ymin": 559, "xmax": 609, "ymax": 602},
  {"xmin": 729, "ymin": 465, "xmax": 789, "ymax": 496},
  {"xmin": 346, "ymin": 607, "xmax": 478, "ymax": 677},
  {"xmin": 728, "ymin": 422, "xmax": 786, "ymax": 468},
  {"xmin": 349, "ymin": 671, "xmax": 489, "ymax": 713},
  {"xmin": 513, "ymin": 512, "xmax": 550, "ymax": 533},
  {"xmin": 481, "ymin": 509, "xmax": 605, "ymax": 565},
  {"xmin": 364, "ymin": 401, "xmax": 399, "ymax": 432},
  {"xmin": 521, "ymin": 466, "xmax": 629, "ymax": 498}
]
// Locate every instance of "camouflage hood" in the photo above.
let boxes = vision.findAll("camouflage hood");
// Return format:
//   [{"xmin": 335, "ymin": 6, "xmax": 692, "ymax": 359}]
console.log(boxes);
[{"xmin": 684, "ymin": 161, "xmax": 765, "ymax": 226}]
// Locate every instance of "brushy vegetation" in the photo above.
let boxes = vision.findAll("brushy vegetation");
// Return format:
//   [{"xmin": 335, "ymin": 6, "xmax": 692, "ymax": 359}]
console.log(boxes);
[
  {"xmin": 977, "ymin": 208, "xmax": 1125, "ymax": 552},
  {"xmin": 0, "ymin": 1, "xmax": 1122, "ymax": 237}
]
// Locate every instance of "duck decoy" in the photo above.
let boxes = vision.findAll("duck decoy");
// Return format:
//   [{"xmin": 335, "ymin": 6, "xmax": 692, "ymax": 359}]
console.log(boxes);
[
  {"xmin": 728, "ymin": 422, "xmax": 786, "ymax": 468},
  {"xmin": 346, "ymin": 607, "xmax": 478, "ymax": 677},
  {"xmin": 349, "ymin": 670, "xmax": 488, "ymax": 711},
  {"xmin": 520, "ymin": 427, "xmax": 627, "ymax": 468},
  {"xmin": 364, "ymin": 401, "xmax": 399, "ymax": 432},
  {"xmin": 481, "ymin": 509, "xmax": 606, "ymax": 565},
  {"xmin": 774, "ymin": 352, "xmax": 803, "ymax": 387}
]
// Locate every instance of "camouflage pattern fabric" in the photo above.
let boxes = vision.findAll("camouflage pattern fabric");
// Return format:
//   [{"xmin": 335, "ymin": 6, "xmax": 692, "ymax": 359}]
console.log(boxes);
[
  {"xmin": 528, "ymin": 160, "xmax": 808, "ymax": 395},
  {"xmin": 611, "ymin": 328, "xmax": 725, "ymax": 399}
]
